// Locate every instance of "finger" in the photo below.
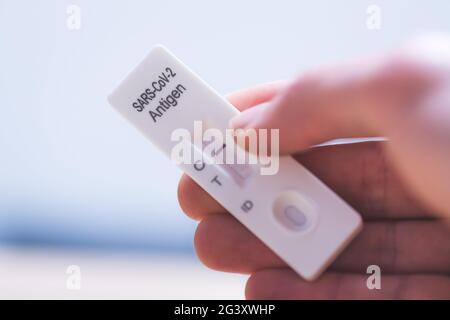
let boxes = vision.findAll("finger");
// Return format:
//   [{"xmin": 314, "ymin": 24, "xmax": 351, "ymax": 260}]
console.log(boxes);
[
  {"xmin": 296, "ymin": 141, "xmax": 431, "ymax": 220},
  {"xmin": 178, "ymin": 141, "xmax": 432, "ymax": 221},
  {"xmin": 226, "ymin": 81, "xmax": 287, "ymax": 111},
  {"xmin": 194, "ymin": 213, "xmax": 450, "ymax": 274},
  {"xmin": 176, "ymin": 80, "xmax": 287, "ymax": 221},
  {"xmin": 245, "ymin": 269, "xmax": 450, "ymax": 299},
  {"xmin": 177, "ymin": 174, "xmax": 225, "ymax": 221},
  {"xmin": 229, "ymin": 55, "xmax": 438, "ymax": 155},
  {"xmin": 382, "ymin": 83, "xmax": 450, "ymax": 218}
]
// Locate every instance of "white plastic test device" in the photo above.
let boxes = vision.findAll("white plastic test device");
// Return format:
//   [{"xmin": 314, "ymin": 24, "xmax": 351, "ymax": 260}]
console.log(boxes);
[{"xmin": 108, "ymin": 46, "xmax": 362, "ymax": 280}]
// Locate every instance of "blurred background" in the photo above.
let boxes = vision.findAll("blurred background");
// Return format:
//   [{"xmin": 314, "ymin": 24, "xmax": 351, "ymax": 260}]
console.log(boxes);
[{"xmin": 0, "ymin": 0, "xmax": 449, "ymax": 299}]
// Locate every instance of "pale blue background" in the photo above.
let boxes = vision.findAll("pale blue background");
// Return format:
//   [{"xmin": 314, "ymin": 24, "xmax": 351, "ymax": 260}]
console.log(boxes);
[{"xmin": 0, "ymin": 0, "xmax": 449, "ymax": 252}]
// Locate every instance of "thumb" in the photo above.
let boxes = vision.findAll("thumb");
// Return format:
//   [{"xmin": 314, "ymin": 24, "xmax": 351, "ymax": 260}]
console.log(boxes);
[
  {"xmin": 229, "ymin": 54, "xmax": 434, "ymax": 154},
  {"xmin": 229, "ymin": 61, "xmax": 382, "ymax": 154}
]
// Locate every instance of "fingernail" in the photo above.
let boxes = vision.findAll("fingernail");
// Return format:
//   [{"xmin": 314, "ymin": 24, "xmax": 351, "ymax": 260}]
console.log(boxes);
[{"xmin": 229, "ymin": 102, "xmax": 271, "ymax": 129}]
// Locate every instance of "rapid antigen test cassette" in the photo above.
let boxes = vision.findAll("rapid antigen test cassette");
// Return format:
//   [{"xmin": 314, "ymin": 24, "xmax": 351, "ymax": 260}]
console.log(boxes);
[{"xmin": 108, "ymin": 46, "xmax": 362, "ymax": 280}]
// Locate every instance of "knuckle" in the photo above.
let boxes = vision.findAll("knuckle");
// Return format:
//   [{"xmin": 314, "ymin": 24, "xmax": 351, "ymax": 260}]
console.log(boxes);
[
  {"xmin": 374, "ymin": 55, "xmax": 424, "ymax": 89},
  {"xmin": 363, "ymin": 51, "xmax": 440, "ymax": 127},
  {"xmin": 369, "ymin": 50, "xmax": 438, "ymax": 101}
]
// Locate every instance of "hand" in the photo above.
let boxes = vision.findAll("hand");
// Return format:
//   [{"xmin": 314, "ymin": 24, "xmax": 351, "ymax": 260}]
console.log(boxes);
[{"xmin": 177, "ymin": 35, "xmax": 450, "ymax": 299}]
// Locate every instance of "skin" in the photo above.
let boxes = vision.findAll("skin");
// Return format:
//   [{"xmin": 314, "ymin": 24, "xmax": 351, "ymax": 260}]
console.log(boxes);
[{"xmin": 177, "ymin": 35, "xmax": 450, "ymax": 299}]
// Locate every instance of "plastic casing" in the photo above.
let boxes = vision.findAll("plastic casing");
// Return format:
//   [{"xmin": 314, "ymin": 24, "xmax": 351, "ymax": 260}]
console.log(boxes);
[{"xmin": 108, "ymin": 46, "xmax": 362, "ymax": 280}]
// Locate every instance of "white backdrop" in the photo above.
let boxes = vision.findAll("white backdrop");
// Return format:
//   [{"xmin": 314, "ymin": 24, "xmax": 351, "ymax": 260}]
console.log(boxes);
[{"xmin": 0, "ymin": 0, "xmax": 449, "ymax": 250}]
